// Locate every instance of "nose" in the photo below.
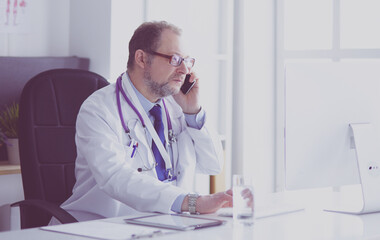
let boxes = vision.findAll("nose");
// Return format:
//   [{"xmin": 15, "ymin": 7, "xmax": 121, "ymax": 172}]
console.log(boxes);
[{"xmin": 178, "ymin": 60, "xmax": 190, "ymax": 74}]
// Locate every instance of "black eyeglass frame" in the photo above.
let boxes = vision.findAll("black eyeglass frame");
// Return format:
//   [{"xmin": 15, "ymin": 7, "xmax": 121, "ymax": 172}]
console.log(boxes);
[{"xmin": 149, "ymin": 51, "xmax": 195, "ymax": 68}]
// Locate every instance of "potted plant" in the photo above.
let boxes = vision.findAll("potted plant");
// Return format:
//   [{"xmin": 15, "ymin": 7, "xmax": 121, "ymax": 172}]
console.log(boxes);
[
  {"xmin": 0, "ymin": 102, "xmax": 19, "ymax": 164},
  {"xmin": 0, "ymin": 129, "xmax": 7, "ymax": 148}
]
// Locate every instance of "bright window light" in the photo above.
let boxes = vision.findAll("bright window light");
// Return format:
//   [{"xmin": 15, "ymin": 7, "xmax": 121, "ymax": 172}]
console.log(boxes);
[
  {"xmin": 340, "ymin": 0, "xmax": 380, "ymax": 49},
  {"xmin": 284, "ymin": 0, "xmax": 332, "ymax": 50}
]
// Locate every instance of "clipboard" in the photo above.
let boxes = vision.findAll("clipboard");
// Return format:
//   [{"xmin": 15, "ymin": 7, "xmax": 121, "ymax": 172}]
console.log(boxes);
[
  {"xmin": 124, "ymin": 214, "xmax": 226, "ymax": 231},
  {"xmin": 40, "ymin": 220, "xmax": 174, "ymax": 240}
]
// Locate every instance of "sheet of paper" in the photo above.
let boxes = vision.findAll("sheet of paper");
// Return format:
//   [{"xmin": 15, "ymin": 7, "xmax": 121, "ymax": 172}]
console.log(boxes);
[{"xmin": 41, "ymin": 221, "xmax": 174, "ymax": 240}]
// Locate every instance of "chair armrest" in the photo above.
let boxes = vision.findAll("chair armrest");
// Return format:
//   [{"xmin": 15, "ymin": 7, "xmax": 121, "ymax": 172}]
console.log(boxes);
[{"xmin": 11, "ymin": 199, "xmax": 78, "ymax": 224}]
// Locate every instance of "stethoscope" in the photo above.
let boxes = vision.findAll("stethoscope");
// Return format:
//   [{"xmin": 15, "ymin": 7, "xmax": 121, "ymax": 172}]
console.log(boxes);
[{"xmin": 116, "ymin": 74, "xmax": 177, "ymax": 181}]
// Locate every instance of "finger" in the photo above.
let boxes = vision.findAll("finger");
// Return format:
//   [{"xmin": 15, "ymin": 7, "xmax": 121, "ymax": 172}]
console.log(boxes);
[
  {"xmin": 221, "ymin": 201, "xmax": 232, "ymax": 208},
  {"xmin": 241, "ymin": 189, "xmax": 253, "ymax": 207},
  {"xmin": 241, "ymin": 188, "xmax": 253, "ymax": 198},
  {"xmin": 242, "ymin": 192, "xmax": 253, "ymax": 200},
  {"xmin": 220, "ymin": 193, "xmax": 233, "ymax": 207},
  {"xmin": 225, "ymin": 189, "xmax": 233, "ymax": 196},
  {"xmin": 248, "ymin": 199, "xmax": 254, "ymax": 208},
  {"xmin": 189, "ymin": 73, "xmax": 200, "ymax": 89},
  {"xmin": 189, "ymin": 72, "xmax": 197, "ymax": 83}
]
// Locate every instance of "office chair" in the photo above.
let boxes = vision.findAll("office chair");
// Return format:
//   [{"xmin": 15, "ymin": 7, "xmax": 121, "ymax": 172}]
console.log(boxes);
[{"xmin": 11, "ymin": 69, "xmax": 109, "ymax": 229}]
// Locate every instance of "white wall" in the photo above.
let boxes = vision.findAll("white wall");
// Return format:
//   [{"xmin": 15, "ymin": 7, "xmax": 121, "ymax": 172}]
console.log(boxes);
[
  {"xmin": 69, "ymin": 0, "xmax": 112, "ymax": 79},
  {"xmin": 242, "ymin": 0, "xmax": 276, "ymax": 194},
  {"xmin": 0, "ymin": 174, "xmax": 24, "ymax": 208},
  {"xmin": 0, "ymin": 0, "xmax": 143, "ymax": 79},
  {"xmin": 0, "ymin": 0, "xmax": 70, "ymax": 56},
  {"xmin": 0, "ymin": 174, "xmax": 23, "ymax": 231},
  {"xmin": 109, "ymin": 0, "xmax": 144, "ymax": 81},
  {"xmin": 69, "ymin": 0, "xmax": 146, "ymax": 81}
]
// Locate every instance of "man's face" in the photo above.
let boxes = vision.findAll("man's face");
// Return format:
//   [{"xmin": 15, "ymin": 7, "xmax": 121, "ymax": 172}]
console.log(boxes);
[{"xmin": 143, "ymin": 29, "xmax": 191, "ymax": 99}]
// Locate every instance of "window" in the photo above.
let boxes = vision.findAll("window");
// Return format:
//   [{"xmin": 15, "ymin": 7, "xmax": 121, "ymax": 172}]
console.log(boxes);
[
  {"xmin": 276, "ymin": 0, "xmax": 380, "ymax": 191},
  {"xmin": 341, "ymin": 0, "xmax": 380, "ymax": 49}
]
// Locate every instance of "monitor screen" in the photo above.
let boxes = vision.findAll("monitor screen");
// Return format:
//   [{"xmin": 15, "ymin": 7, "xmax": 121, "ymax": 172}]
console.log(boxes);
[{"xmin": 284, "ymin": 61, "xmax": 380, "ymax": 190}]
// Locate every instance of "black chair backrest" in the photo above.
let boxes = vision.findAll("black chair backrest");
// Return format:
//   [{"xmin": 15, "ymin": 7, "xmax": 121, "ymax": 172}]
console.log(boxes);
[{"xmin": 18, "ymin": 69, "xmax": 109, "ymax": 227}]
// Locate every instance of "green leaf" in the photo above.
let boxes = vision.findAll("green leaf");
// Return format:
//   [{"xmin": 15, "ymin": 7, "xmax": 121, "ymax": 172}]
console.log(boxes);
[{"xmin": 0, "ymin": 102, "xmax": 19, "ymax": 138}]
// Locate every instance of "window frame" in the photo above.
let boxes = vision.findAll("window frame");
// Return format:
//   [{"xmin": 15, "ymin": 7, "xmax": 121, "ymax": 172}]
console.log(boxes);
[{"xmin": 275, "ymin": 0, "xmax": 380, "ymax": 191}]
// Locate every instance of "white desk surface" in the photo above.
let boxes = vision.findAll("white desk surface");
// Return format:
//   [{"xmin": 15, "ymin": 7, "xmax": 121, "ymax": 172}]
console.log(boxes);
[{"xmin": 1, "ymin": 189, "xmax": 380, "ymax": 240}]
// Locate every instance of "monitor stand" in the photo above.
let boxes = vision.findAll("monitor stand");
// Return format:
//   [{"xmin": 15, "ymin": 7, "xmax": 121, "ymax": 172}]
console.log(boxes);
[{"xmin": 325, "ymin": 123, "xmax": 380, "ymax": 214}]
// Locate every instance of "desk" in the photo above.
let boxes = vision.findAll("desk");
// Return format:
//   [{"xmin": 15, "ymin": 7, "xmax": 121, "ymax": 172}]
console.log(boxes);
[
  {"xmin": 1, "ymin": 190, "xmax": 380, "ymax": 240},
  {"xmin": 0, "ymin": 162, "xmax": 20, "ymax": 175}
]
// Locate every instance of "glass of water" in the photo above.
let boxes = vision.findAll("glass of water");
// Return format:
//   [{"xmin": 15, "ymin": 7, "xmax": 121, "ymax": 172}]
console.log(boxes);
[{"xmin": 233, "ymin": 174, "xmax": 254, "ymax": 225}]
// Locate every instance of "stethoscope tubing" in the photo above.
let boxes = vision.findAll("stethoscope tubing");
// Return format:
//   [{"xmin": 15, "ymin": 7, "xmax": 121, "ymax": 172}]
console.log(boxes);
[
  {"xmin": 115, "ymin": 75, "xmax": 177, "ymax": 179},
  {"xmin": 116, "ymin": 76, "xmax": 172, "ymax": 134}
]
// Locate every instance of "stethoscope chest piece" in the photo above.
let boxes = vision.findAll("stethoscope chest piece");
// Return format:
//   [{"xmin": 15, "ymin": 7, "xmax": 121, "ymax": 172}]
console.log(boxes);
[
  {"xmin": 169, "ymin": 130, "xmax": 176, "ymax": 143},
  {"xmin": 116, "ymin": 74, "xmax": 177, "ymax": 182}
]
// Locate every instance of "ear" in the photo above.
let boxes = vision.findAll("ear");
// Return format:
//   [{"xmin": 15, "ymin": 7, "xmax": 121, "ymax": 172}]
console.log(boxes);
[{"xmin": 134, "ymin": 49, "xmax": 148, "ymax": 69}]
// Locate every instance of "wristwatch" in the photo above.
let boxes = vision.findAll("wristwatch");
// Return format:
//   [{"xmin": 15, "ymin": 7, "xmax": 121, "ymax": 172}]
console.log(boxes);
[{"xmin": 187, "ymin": 193, "xmax": 199, "ymax": 214}]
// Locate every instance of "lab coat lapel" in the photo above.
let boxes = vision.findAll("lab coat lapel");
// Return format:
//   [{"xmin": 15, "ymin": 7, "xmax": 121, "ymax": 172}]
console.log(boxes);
[{"xmin": 127, "ymin": 118, "xmax": 157, "ymax": 178}]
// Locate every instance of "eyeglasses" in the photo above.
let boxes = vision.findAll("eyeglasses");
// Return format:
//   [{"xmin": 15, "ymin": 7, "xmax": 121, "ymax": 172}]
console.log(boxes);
[{"xmin": 149, "ymin": 51, "xmax": 195, "ymax": 69}]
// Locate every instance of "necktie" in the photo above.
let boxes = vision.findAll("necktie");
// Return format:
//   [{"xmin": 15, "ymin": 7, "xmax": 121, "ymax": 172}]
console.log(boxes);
[{"xmin": 149, "ymin": 105, "xmax": 166, "ymax": 181}]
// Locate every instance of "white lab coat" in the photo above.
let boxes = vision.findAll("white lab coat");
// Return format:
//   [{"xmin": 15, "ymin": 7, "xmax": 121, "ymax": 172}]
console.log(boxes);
[{"xmin": 59, "ymin": 79, "xmax": 224, "ymax": 221}]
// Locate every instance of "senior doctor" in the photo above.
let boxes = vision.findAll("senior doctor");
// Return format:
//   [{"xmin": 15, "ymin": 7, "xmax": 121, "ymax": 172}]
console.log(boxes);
[{"xmin": 56, "ymin": 21, "xmax": 232, "ymax": 222}]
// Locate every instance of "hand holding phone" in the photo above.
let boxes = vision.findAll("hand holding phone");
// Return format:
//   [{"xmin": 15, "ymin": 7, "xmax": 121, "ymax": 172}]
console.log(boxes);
[
  {"xmin": 173, "ymin": 73, "xmax": 201, "ymax": 114},
  {"xmin": 180, "ymin": 74, "xmax": 196, "ymax": 95}
]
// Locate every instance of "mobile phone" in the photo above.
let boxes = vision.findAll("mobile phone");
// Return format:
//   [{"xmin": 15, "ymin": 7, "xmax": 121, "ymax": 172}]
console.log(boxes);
[{"xmin": 180, "ymin": 74, "xmax": 196, "ymax": 94}]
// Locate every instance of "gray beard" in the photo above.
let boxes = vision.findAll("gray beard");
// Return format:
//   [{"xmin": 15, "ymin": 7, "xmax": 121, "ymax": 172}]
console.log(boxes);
[{"xmin": 143, "ymin": 70, "xmax": 177, "ymax": 99}]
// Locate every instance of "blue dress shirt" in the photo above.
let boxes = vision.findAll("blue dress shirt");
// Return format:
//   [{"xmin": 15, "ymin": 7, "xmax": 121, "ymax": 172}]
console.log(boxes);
[{"xmin": 129, "ymin": 79, "xmax": 205, "ymax": 212}]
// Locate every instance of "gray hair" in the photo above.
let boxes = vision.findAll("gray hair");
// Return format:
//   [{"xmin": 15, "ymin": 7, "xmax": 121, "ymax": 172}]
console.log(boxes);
[{"xmin": 127, "ymin": 21, "xmax": 182, "ymax": 70}]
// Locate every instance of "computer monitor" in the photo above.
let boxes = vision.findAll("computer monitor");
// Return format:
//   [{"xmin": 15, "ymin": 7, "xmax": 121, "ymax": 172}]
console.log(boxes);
[{"xmin": 284, "ymin": 61, "xmax": 380, "ymax": 191}]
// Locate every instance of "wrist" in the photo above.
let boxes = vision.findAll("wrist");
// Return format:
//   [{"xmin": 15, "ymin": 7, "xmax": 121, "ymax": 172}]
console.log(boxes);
[
  {"xmin": 181, "ymin": 193, "xmax": 200, "ymax": 214},
  {"xmin": 183, "ymin": 105, "xmax": 201, "ymax": 115},
  {"xmin": 188, "ymin": 193, "xmax": 199, "ymax": 214}
]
